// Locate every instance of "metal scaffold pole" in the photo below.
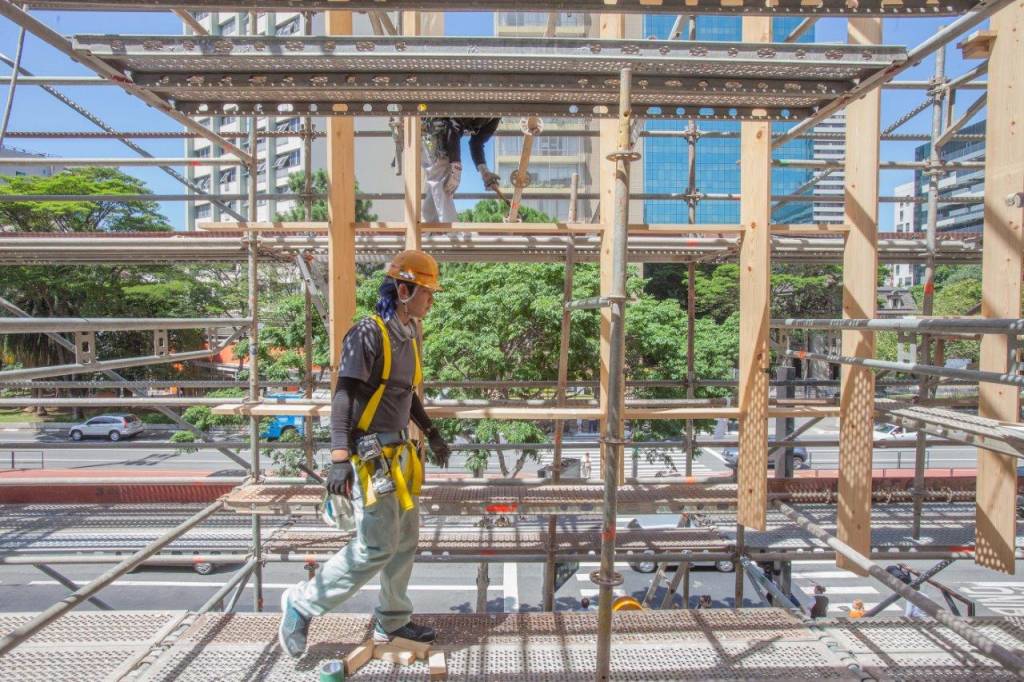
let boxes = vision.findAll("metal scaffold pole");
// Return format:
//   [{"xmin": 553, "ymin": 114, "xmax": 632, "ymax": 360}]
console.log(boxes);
[
  {"xmin": 594, "ymin": 66, "xmax": 635, "ymax": 682},
  {"xmin": 247, "ymin": 106, "xmax": 264, "ymax": 613},
  {"xmin": 913, "ymin": 45, "xmax": 946, "ymax": 538}
]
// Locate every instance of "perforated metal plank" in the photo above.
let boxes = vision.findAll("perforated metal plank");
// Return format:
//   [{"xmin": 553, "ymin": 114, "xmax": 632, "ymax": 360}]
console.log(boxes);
[
  {"xmin": 27, "ymin": 0, "xmax": 985, "ymax": 17},
  {"xmin": 0, "ymin": 611, "xmax": 185, "ymax": 682},
  {"xmin": 876, "ymin": 400, "xmax": 1024, "ymax": 458},
  {"xmin": 71, "ymin": 36, "xmax": 906, "ymax": 120},
  {"xmin": 223, "ymin": 482, "xmax": 741, "ymax": 516}
]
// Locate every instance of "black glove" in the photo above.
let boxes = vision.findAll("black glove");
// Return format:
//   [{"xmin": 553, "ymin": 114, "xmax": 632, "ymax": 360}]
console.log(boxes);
[
  {"xmin": 326, "ymin": 461, "xmax": 354, "ymax": 497},
  {"xmin": 426, "ymin": 427, "xmax": 451, "ymax": 468}
]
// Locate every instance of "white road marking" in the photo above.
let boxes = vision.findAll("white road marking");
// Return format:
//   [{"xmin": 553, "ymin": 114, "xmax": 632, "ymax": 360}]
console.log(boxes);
[
  {"xmin": 28, "ymin": 579, "xmax": 500, "ymax": 591},
  {"xmin": 503, "ymin": 562, "xmax": 519, "ymax": 613},
  {"xmin": 829, "ymin": 602, "xmax": 901, "ymax": 613},
  {"xmin": 793, "ymin": 571, "xmax": 863, "ymax": 579},
  {"xmin": 801, "ymin": 585, "xmax": 878, "ymax": 595}
]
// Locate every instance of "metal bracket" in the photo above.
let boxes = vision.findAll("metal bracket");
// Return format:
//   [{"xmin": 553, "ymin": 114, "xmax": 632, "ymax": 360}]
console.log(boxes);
[
  {"xmin": 605, "ymin": 150, "xmax": 642, "ymax": 163},
  {"xmin": 565, "ymin": 295, "xmax": 627, "ymax": 311},
  {"xmin": 153, "ymin": 329, "xmax": 168, "ymax": 357},
  {"xmin": 74, "ymin": 331, "xmax": 95, "ymax": 365},
  {"xmin": 1007, "ymin": 192, "xmax": 1024, "ymax": 209},
  {"xmin": 510, "ymin": 169, "xmax": 531, "ymax": 189},
  {"xmin": 1009, "ymin": 334, "xmax": 1023, "ymax": 376},
  {"xmin": 589, "ymin": 570, "xmax": 625, "ymax": 588},
  {"xmin": 389, "ymin": 116, "xmax": 403, "ymax": 176}
]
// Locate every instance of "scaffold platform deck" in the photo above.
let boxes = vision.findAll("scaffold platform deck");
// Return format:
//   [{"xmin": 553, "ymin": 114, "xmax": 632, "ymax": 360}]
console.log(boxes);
[
  {"xmin": 2, "ymin": 609, "xmax": 1023, "ymax": 681},
  {"xmin": 71, "ymin": 35, "xmax": 906, "ymax": 119}
]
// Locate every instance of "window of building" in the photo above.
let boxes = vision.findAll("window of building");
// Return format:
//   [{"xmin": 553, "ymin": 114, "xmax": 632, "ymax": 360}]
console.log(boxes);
[
  {"xmin": 219, "ymin": 17, "xmax": 236, "ymax": 35},
  {"xmin": 195, "ymin": 175, "xmax": 211, "ymax": 191},
  {"xmin": 221, "ymin": 116, "xmax": 236, "ymax": 125},
  {"xmin": 194, "ymin": 146, "xmax": 210, "ymax": 158},
  {"xmin": 276, "ymin": 17, "xmax": 300, "ymax": 36},
  {"xmin": 220, "ymin": 168, "xmax": 237, "ymax": 184},
  {"xmin": 195, "ymin": 204, "xmax": 211, "ymax": 219},
  {"xmin": 275, "ymin": 150, "xmax": 301, "ymax": 170},
  {"xmin": 275, "ymin": 118, "xmax": 300, "ymax": 132}
]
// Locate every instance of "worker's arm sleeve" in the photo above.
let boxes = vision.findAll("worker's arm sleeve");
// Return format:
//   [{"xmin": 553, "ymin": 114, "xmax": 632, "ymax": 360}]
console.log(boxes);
[
  {"xmin": 468, "ymin": 118, "xmax": 500, "ymax": 168},
  {"xmin": 410, "ymin": 393, "xmax": 433, "ymax": 433},
  {"xmin": 338, "ymin": 319, "xmax": 380, "ymax": 383},
  {"xmin": 331, "ymin": 377, "xmax": 365, "ymax": 451}
]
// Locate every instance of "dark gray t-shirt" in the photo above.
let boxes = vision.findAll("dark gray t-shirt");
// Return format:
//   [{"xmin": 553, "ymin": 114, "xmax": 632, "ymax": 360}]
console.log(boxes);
[{"xmin": 336, "ymin": 316, "xmax": 419, "ymax": 436}]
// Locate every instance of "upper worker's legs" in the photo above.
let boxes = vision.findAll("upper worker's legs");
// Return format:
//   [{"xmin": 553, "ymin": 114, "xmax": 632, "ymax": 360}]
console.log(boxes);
[
  {"xmin": 374, "ymin": 500, "xmax": 419, "ymax": 631},
  {"xmin": 422, "ymin": 155, "xmax": 458, "ymax": 223},
  {"xmin": 288, "ymin": 483, "xmax": 400, "ymax": 618}
]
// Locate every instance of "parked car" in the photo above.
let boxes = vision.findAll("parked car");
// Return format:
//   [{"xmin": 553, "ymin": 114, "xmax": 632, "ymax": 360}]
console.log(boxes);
[
  {"xmin": 260, "ymin": 392, "xmax": 308, "ymax": 440},
  {"xmin": 721, "ymin": 446, "xmax": 808, "ymax": 470},
  {"xmin": 69, "ymin": 413, "xmax": 144, "ymax": 441}
]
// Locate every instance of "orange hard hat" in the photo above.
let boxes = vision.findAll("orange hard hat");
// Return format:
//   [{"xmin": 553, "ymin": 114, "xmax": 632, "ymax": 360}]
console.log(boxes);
[{"xmin": 385, "ymin": 250, "xmax": 441, "ymax": 291}]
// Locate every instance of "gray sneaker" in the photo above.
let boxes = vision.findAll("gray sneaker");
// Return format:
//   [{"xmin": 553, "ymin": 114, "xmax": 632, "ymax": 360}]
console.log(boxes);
[
  {"xmin": 278, "ymin": 589, "xmax": 311, "ymax": 658},
  {"xmin": 374, "ymin": 620, "xmax": 436, "ymax": 644}
]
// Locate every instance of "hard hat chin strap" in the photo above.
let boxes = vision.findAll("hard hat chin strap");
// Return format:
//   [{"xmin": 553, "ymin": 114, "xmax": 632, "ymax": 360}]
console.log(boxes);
[{"xmin": 394, "ymin": 280, "xmax": 422, "ymax": 321}]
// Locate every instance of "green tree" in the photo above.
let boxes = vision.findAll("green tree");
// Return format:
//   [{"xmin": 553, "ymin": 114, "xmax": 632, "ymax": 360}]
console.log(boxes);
[
  {"xmin": 0, "ymin": 169, "xmax": 232, "ymax": 382},
  {"xmin": 274, "ymin": 170, "xmax": 377, "ymax": 222}
]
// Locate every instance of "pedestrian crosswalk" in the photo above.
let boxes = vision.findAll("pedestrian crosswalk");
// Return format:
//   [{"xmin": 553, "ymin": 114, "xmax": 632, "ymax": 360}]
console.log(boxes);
[
  {"xmin": 792, "ymin": 565, "xmax": 900, "ymax": 614},
  {"xmin": 537, "ymin": 451, "xmax": 719, "ymax": 478}
]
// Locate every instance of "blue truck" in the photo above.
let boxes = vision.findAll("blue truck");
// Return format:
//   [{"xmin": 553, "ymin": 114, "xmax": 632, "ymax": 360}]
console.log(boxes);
[{"xmin": 260, "ymin": 393, "xmax": 307, "ymax": 440}]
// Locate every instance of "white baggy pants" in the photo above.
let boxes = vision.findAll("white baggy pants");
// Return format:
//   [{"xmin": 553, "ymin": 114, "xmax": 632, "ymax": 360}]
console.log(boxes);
[{"xmin": 420, "ymin": 142, "xmax": 458, "ymax": 223}]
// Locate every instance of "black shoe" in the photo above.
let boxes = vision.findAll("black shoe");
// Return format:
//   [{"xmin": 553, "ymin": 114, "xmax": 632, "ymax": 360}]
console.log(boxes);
[{"xmin": 374, "ymin": 620, "xmax": 436, "ymax": 644}]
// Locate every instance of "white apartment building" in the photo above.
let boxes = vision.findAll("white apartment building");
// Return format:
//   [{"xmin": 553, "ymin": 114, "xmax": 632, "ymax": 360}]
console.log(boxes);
[
  {"xmin": 0, "ymin": 146, "xmax": 63, "ymax": 179},
  {"xmin": 182, "ymin": 12, "xmax": 403, "ymax": 228},
  {"xmin": 811, "ymin": 113, "xmax": 845, "ymax": 224},
  {"xmin": 889, "ymin": 180, "xmax": 917, "ymax": 287}
]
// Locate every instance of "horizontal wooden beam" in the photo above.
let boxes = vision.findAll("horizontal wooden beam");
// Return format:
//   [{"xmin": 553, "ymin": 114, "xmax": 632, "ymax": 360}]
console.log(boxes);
[
  {"xmin": 211, "ymin": 403, "xmax": 836, "ymax": 420},
  {"xmin": 198, "ymin": 221, "xmax": 748, "ymax": 235},
  {"xmin": 770, "ymin": 224, "xmax": 852, "ymax": 234}
]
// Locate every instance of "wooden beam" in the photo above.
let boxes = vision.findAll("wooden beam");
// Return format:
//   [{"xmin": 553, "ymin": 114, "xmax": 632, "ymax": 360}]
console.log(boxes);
[
  {"xmin": 770, "ymin": 224, "xmax": 852, "ymax": 234},
  {"xmin": 327, "ymin": 10, "xmax": 356, "ymax": 389},
  {"xmin": 957, "ymin": 30, "xmax": 997, "ymax": 59},
  {"xmin": 976, "ymin": 1, "xmax": 1023, "ymax": 575},
  {"xmin": 837, "ymin": 18, "xmax": 882, "ymax": 577},
  {"xmin": 198, "ymin": 221, "xmax": 748, "ymax": 235},
  {"xmin": 599, "ymin": 12, "xmax": 625, "ymax": 483},
  {"xmin": 736, "ymin": 16, "xmax": 772, "ymax": 532}
]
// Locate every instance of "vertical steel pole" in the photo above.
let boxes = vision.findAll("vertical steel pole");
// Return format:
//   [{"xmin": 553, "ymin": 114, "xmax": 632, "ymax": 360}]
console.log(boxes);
[
  {"xmin": 913, "ymin": 46, "xmax": 946, "ymax": 538},
  {"xmin": 685, "ymin": 263, "xmax": 696, "ymax": 477},
  {"xmin": 0, "ymin": 15, "xmax": 25, "ymax": 148},
  {"xmin": 594, "ymin": 67, "xmax": 634, "ymax": 682},
  {"xmin": 303, "ymin": 100, "xmax": 316, "ymax": 473},
  {"xmin": 247, "ymin": 73, "xmax": 264, "ymax": 614}
]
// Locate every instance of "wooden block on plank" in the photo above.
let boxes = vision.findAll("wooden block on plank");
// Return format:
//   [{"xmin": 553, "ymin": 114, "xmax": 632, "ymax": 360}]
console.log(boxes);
[
  {"xmin": 957, "ymin": 30, "xmax": 995, "ymax": 59},
  {"xmin": 344, "ymin": 640, "xmax": 374, "ymax": 675},
  {"xmin": 390, "ymin": 636, "xmax": 431, "ymax": 660},
  {"xmin": 429, "ymin": 651, "xmax": 448, "ymax": 681},
  {"xmin": 374, "ymin": 643, "xmax": 416, "ymax": 666}
]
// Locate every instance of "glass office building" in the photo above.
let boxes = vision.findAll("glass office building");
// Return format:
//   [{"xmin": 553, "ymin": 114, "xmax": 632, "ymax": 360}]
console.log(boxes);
[{"xmin": 641, "ymin": 16, "xmax": 815, "ymax": 224}]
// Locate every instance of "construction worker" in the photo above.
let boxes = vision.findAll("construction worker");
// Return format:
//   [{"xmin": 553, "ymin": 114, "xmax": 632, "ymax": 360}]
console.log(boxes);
[
  {"xmin": 421, "ymin": 117, "xmax": 501, "ymax": 222},
  {"xmin": 279, "ymin": 249, "xmax": 451, "ymax": 658}
]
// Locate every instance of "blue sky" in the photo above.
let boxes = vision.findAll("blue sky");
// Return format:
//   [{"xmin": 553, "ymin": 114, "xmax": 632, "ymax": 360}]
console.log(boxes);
[{"xmin": 0, "ymin": 11, "xmax": 987, "ymax": 230}]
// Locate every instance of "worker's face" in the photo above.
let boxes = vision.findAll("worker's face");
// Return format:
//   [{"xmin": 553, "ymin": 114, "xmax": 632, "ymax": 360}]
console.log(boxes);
[{"xmin": 401, "ymin": 283, "xmax": 435, "ymax": 319}]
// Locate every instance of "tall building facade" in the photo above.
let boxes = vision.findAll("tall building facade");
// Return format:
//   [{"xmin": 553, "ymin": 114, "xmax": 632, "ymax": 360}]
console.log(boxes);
[
  {"xmin": 0, "ymin": 146, "xmax": 63, "ymax": 179},
  {"xmin": 811, "ymin": 113, "xmax": 846, "ymax": 224},
  {"xmin": 493, "ymin": 12, "xmax": 599, "ymax": 221},
  {"xmin": 182, "ymin": 13, "xmax": 402, "ymax": 228},
  {"xmin": 913, "ymin": 118, "xmax": 985, "ymax": 235},
  {"xmin": 641, "ymin": 15, "xmax": 815, "ymax": 225},
  {"xmin": 890, "ymin": 180, "xmax": 917, "ymax": 287}
]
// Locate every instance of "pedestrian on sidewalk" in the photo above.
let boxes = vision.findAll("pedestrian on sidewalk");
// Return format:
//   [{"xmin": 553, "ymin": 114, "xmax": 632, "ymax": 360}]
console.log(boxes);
[
  {"xmin": 279, "ymin": 250, "xmax": 451, "ymax": 658},
  {"xmin": 810, "ymin": 584, "xmax": 829, "ymax": 619}
]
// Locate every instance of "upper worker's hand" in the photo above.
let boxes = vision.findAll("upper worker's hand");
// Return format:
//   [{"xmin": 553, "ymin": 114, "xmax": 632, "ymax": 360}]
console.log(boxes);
[
  {"xmin": 326, "ymin": 460, "xmax": 354, "ymax": 498},
  {"xmin": 444, "ymin": 162, "xmax": 463, "ymax": 195},
  {"xmin": 425, "ymin": 427, "xmax": 451, "ymax": 468},
  {"xmin": 477, "ymin": 163, "xmax": 501, "ymax": 191}
]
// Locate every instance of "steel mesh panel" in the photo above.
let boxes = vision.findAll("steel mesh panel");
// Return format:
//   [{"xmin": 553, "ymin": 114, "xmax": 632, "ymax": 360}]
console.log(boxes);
[
  {"xmin": 0, "ymin": 646, "xmax": 144, "ymax": 682},
  {"xmin": 0, "ymin": 611, "xmax": 181, "ymax": 646}
]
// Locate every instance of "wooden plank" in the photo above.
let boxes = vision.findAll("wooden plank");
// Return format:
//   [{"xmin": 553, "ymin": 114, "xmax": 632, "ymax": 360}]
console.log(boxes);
[
  {"xmin": 957, "ymin": 30, "xmax": 997, "ymax": 59},
  {"xmin": 976, "ymin": 1, "xmax": 1023, "ymax": 575},
  {"xmin": 736, "ymin": 16, "xmax": 772, "ymax": 532},
  {"xmin": 198, "ymin": 221, "xmax": 748, "ymax": 235},
  {"xmin": 599, "ymin": 12, "xmax": 624, "ymax": 483},
  {"xmin": 837, "ymin": 18, "xmax": 882, "ymax": 577},
  {"xmin": 770, "ymin": 224, "xmax": 852, "ymax": 234},
  {"xmin": 327, "ymin": 9, "xmax": 356, "ymax": 389}
]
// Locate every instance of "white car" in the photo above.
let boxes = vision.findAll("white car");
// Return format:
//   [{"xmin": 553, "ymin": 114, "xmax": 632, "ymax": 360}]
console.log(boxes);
[{"xmin": 69, "ymin": 414, "xmax": 144, "ymax": 441}]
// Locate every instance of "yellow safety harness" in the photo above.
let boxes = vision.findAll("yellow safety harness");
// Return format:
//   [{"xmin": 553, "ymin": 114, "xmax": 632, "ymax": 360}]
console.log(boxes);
[{"xmin": 351, "ymin": 315, "xmax": 424, "ymax": 511}]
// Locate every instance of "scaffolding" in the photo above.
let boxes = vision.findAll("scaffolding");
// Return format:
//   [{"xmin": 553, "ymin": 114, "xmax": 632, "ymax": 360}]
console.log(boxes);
[{"xmin": 0, "ymin": 0, "xmax": 1022, "ymax": 679}]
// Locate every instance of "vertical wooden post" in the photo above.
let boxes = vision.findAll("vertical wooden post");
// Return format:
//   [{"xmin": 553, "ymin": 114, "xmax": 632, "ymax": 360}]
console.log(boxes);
[
  {"xmin": 976, "ymin": 0, "xmax": 1023, "ymax": 575},
  {"xmin": 598, "ymin": 13, "xmax": 624, "ymax": 482},
  {"xmin": 327, "ymin": 10, "xmax": 356, "ymax": 387},
  {"xmin": 736, "ymin": 16, "xmax": 772, "ymax": 531},
  {"xmin": 837, "ymin": 18, "xmax": 881, "ymax": 576},
  {"xmin": 401, "ymin": 11, "xmax": 442, "ymax": 249}
]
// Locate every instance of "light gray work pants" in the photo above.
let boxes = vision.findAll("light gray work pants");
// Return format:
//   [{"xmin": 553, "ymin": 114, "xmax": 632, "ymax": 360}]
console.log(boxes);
[{"xmin": 288, "ymin": 470, "xmax": 420, "ymax": 633}]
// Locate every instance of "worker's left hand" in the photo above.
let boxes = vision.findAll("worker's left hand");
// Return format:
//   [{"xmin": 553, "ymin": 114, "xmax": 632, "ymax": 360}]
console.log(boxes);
[
  {"xmin": 477, "ymin": 163, "xmax": 501, "ymax": 191},
  {"xmin": 425, "ymin": 427, "xmax": 451, "ymax": 468}
]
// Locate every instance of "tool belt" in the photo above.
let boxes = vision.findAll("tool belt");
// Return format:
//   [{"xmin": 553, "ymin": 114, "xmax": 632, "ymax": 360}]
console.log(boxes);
[{"xmin": 350, "ymin": 435, "xmax": 423, "ymax": 512}]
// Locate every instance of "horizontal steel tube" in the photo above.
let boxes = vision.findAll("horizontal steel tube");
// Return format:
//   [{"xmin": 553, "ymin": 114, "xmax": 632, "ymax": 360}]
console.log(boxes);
[
  {"xmin": 0, "ymin": 552, "xmax": 250, "ymax": 565},
  {"xmin": 784, "ymin": 349, "xmax": 1024, "ymax": 387},
  {"xmin": 774, "ymin": 501, "xmax": 1024, "ymax": 676},
  {"xmin": 0, "ymin": 157, "xmax": 244, "ymax": 166},
  {"xmin": 0, "ymin": 499, "xmax": 224, "ymax": 657},
  {"xmin": 773, "ymin": 317, "xmax": 1024, "ymax": 334},
  {"xmin": 0, "ymin": 317, "xmax": 250, "ymax": 333},
  {"xmin": 0, "ymin": 347, "xmax": 231, "ymax": 382}
]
